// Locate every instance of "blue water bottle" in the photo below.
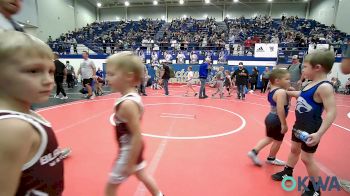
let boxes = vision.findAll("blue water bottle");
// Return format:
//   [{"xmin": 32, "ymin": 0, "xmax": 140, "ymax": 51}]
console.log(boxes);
[{"xmin": 294, "ymin": 129, "xmax": 310, "ymax": 143}]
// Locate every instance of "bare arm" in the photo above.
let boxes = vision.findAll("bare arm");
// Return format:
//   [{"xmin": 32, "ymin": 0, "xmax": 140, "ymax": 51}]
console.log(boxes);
[
  {"xmin": 117, "ymin": 100, "xmax": 143, "ymax": 173},
  {"xmin": 286, "ymin": 90, "xmax": 301, "ymax": 98},
  {"xmin": 0, "ymin": 120, "xmax": 34, "ymax": 195},
  {"xmin": 307, "ymin": 84, "xmax": 337, "ymax": 146},
  {"xmin": 276, "ymin": 90, "xmax": 287, "ymax": 126}
]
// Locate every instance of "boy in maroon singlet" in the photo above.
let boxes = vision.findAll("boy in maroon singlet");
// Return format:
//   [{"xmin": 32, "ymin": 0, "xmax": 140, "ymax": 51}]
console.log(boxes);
[{"xmin": 0, "ymin": 31, "xmax": 64, "ymax": 195}]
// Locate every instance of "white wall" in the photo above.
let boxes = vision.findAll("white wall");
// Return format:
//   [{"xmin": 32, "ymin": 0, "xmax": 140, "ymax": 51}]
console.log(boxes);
[
  {"xmin": 309, "ymin": 0, "xmax": 336, "ymax": 26},
  {"xmin": 226, "ymin": 3, "xmax": 269, "ymax": 18},
  {"xmin": 335, "ymin": 0, "xmax": 350, "ymax": 34},
  {"xmin": 35, "ymin": 0, "xmax": 75, "ymax": 41},
  {"xmin": 128, "ymin": 7, "xmax": 166, "ymax": 21},
  {"xmin": 75, "ymin": 0, "xmax": 97, "ymax": 28},
  {"xmin": 13, "ymin": 0, "xmax": 38, "ymax": 27},
  {"xmin": 99, "ymin": 7, "xmax": 126, "ymax": 21},
  {"xmin": 168, "ymin": 6, "xmax": 223, "ymax": 20},
  {"xmin": 271, "ymin": 3, "xmax": 307, "ymax": 18}
]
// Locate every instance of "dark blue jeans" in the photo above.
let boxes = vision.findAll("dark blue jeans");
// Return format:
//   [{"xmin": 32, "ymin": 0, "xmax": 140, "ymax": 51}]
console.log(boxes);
[
  {"xmin": 199, "ymin": 78, "xmax": 207, "ymax": 97},
  {"xmin": 237, "ymin": 84, "xmax": 246, "ymax": 98}
]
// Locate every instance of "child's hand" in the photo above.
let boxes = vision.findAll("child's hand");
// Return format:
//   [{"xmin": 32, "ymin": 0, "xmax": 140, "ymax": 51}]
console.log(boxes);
[
  {"xmin": 306, "ymin": 133, "xmax": 321, "ymax": 147},
  {"xmin": 281, "ymin": 124, "xmax": 288, "ymax": 134}
]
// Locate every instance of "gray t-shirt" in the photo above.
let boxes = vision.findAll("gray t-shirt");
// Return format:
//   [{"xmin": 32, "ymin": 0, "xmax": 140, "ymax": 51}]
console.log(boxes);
[
  {"xmin": 288, "ymin": 63, "xmax": 302, "ymax": 82},
  {"xmin": 79, "ymin": 59, "xmax": 96, "ymax": 79},
  {"xmin": 216, "ymin": 71, "xmax": 224, "ymax": 80}
]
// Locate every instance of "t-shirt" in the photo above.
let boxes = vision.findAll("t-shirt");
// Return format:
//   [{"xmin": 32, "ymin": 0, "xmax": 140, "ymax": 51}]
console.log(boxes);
[
  {"xmin": 79, "ymin": 59, "xmax": 96, "ymax": 79},
  {"xmin": 66, "ymin": 64, "xmax": 74, "ymax": 74},
  {"xmin": 54, "ymin": 60, "xmax": 66, "ymax": 77},
  {"xmin": 288, "ymin": 63, "xmax": 302, "ymax": 82},
  {"xmin": 162, "ymin": 64, "xmax": 170, "ymax": 80},
  {"xmin": 187, "ymin": 71, "xmax": 194, "ymax": 81},
  {"xmin": 177, "ymin": 54, "xmax": 185, "ymax": 63},
  {"xmin": 232, "ymin": 68, "xmax": 249, "ymax": 85},
  {"xmin": 216, "ymin": 71, "xmax": 224, "ymax": 80}
]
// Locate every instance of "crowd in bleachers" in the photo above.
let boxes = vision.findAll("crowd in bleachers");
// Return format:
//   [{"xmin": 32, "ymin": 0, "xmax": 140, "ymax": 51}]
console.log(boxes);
[{"xmin": 48, "ymin": 15, "xmax": 349, "ymax": 56}]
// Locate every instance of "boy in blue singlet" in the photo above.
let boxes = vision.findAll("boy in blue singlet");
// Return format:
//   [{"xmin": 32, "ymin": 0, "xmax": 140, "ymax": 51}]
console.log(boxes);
[
  {"xmin": 248, "ymin": 69, "xmax": 290, "ymax": 166},
  {"xmin": 272, "ymin": 50, "xmax": 336, "ymax": 196},
  {"xmin": 105, "ymin": 52, "xmax": 164, "ymax": 196}
]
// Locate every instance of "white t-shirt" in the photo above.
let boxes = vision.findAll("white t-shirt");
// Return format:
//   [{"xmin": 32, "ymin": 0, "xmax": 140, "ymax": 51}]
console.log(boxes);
[
  {"xmin": 187, "ymin": 71, "xmax": 194, "ymax": 81},
  {"xmin": 177, "ymin": 53, "xmax": 185, "ymax": 63},
  {"xmin": 79, "ymin": 59, "xmax": 96, "ymax": 79}
]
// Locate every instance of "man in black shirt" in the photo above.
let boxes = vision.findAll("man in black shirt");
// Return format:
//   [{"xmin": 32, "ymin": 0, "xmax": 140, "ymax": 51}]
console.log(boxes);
[
  {"xmin": 232, "ymin": 62, "xmax": 249, "ymax": 100},
  {"xmin": 162, "ymin": 62, "xmax": 170, "ymax": 96},
  {"xmin": 53, "ymin": 53, "xmax": 68, "ymax": 99}
]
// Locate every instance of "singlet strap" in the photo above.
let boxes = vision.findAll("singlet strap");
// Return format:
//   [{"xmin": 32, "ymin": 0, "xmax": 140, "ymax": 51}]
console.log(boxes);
[{"xmin": 0, "ymin": 114, "xmax": 48, "ymax": 171}]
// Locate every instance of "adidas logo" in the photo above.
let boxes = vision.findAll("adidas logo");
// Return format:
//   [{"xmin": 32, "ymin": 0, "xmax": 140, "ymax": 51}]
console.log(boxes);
[
  {"xmin": 282, "ymin": 174, "xmax": 288, "ymax": 179},
  {"xmin": 257, "ymin": 47, "xmax": 264, "ymax": 52}
]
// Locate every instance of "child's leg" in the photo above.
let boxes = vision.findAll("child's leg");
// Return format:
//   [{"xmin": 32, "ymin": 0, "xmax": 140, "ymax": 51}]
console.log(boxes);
[
  {"xmin": 268, "ymin": 140, "xmax": 282, "ymax": 158},
  {"xmin": 105, "ymin": 183, "xmax": 121, "ymax": 196},
  {"xmin": 253, "ymin": 137, "xmax": 273, "ymax": 153},
  {"xmin": 248, "ymin": 137, "xmax": 273, "ymax": 166},
  {"xmin": 301, "ymin": 151, "xmax": 320, "ymax": 182},
  {"xmin": 272, "ymin": 141, "xmax": 302, "ymax": 181},
  {"xmin": 135, "ymin": 168, "xmax": 162, "ymax": 196},
  {"xmin": 286, "ymin": 141, "xmax": 302, "ymax": 167}
]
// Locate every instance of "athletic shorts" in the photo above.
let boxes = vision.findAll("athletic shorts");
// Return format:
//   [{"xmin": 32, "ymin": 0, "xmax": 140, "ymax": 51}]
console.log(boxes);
[
  {"xmin": 291, "ymin": 127, "xmax": 319, "ymax": 153},
  {"xmin": 108, "ymin": 145, "xmax": 145, "ymax": 184},
  {"xmin": 265, "ymin": 113, "xmax": 285, "ymax": 141},
  {"xmin": 83, "ymin": 78, "xmax": 93, "ymax": 86}
]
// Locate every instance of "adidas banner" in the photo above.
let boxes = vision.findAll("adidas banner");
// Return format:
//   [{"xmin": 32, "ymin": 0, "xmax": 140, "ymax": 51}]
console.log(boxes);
[{"xmin": 254, "ymin": 43, "xmax": 278, "ymax": 58}]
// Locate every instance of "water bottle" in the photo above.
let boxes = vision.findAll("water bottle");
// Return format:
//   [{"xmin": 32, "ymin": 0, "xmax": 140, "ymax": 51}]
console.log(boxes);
[{"xmin": 294, "ymin": 129, "xmax": 310, "ymax": 143}]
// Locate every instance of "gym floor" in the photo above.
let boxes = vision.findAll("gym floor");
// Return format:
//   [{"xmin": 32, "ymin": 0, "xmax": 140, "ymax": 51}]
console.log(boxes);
[{"xmin": 36, "ymin": 85, "xmax": 350, "ymax": 196}]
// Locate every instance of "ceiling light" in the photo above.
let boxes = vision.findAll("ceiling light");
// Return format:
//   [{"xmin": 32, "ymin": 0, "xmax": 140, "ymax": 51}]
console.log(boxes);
[
  {"xmin": 205, "ymin": 0, "xmax": 210, "ymax": 4},
  {"xmin": 97, "ymin": 2, "xmax": 102, "ymax": 7},
  {"xmin": 268, "ymin": 0, "xmax": 273, "ymax": 2},
  {"xmin": 153, "ymin": 0, "xmax": 158, "ymax": 5},
  {"xmin": 125, "ymin": 1, "xmax": 130, "ymax": 6},
  {"xmin": 179, "ymin": 0, "xmax": 184, "ymax": 5},
  {"xmin": 233, "ymin": 0, "xmax": 239, "ymax": 2}
]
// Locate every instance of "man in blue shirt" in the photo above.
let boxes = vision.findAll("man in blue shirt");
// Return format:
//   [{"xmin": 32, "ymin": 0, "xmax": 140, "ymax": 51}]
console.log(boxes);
[{"xmin": 199, "ymin": 58, "xmax": 211, "ymax": 99}]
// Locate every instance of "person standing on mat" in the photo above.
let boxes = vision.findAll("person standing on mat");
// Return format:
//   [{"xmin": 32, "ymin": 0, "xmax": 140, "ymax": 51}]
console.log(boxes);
[
  {"xmin": 199, "ymin": 58, "xmax": 211, "ymax": 99},
  {"xmin": 232, "ymin": 62, "xmax": 249, "ymax": 100},
  {"xmin": 272, "ymin": 50, "xmax": 337, "ymax": 196},
  {"xmin": 53, "ymin": 53, "xmax": 68, "ymax": 99},
  {"xmin": 0, "ymin": 31, "xmax": 64, "ymax": 196},
  {"xmin": 105, "ymin": 51, "xmax": 164, "ymax": 196},
  {"xmin": 261, "ymin": 66, "xmax": 270, "ymax": 93},
  {"xmin": 287, "ymin": 55, "xmax": 305, "ymax": 90},
  {"xmin": 66, "ymin": 61, "xmax": 75, "ymax": 88},
  {"xmin": 248, "ymin": 69, "xmax": 290, "ymax": 166},
  {"xmin": 78, "ymin": 51, "xmax": 96, "ymax": 99},
  {"xmin": 161, "ymin": 62, "xmax": 170, "ymax": 96}
]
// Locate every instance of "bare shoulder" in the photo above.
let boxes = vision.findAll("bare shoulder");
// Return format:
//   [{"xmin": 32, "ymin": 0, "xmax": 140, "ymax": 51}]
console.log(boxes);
[
  {"xmin": 0, "ymin": 119, "xmax": 36, "ymax": 153},
  {"xmin": 117, "ymin": 100, "xmax": 141, "ymax": 119},
  {"xmin": 317, "ymin": 82, "xmax": 334, "ymax": 95}
]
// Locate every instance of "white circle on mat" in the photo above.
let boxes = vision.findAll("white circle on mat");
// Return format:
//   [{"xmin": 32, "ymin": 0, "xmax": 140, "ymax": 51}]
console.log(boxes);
[{"xmin": 109, "ymin": 103, "xmax": 246, "ymax": 140}]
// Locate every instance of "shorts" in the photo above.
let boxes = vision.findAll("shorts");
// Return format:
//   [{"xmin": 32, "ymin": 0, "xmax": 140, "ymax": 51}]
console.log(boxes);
[
  {"xmin": 265, "ymin": 113, "xmax": 285, "ymax": 141},
  {"xmin": 108, "ymin": 145, "xmax": 145, "ymax": 184},
  {"xmin": 83, "ymin": 78, "xmax": 93, "ymax": 86},
  {"xmin": 291, "ymin": 127, "xmax": 319, "ymax": 153}
]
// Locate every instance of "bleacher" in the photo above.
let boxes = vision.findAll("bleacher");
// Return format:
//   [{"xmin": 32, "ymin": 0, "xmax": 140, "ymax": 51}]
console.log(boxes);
[{"xmin": 49, "ymin": 16, "xmax": 349, "ymax": 56}]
